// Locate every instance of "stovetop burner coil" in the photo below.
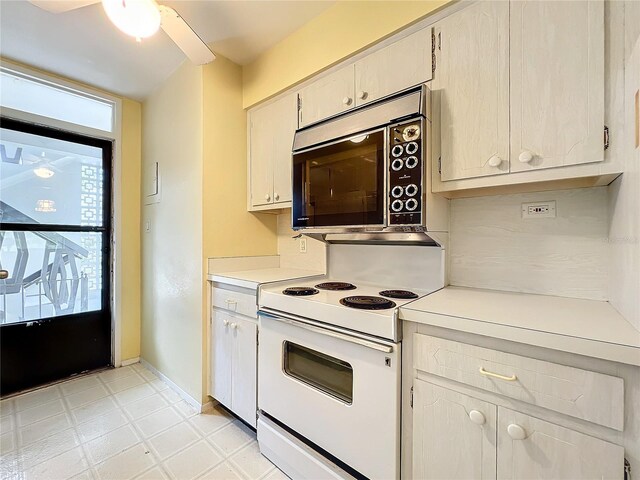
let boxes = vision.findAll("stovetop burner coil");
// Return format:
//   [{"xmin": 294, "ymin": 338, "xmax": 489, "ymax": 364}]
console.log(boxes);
[
  {"xmin": 315, "ymin": 282, "xmax": 357, "ymax": 291},
  {"xmin": 283, "ymin": 287, "xmax": 319, "ymax": 296},
  {"xmin": 339, "ymin": 296, "xmax": 397, "ymax": 310},
  {"xmin": 379, "ymin": 289, "xmax": 419, "ymax": 299}
]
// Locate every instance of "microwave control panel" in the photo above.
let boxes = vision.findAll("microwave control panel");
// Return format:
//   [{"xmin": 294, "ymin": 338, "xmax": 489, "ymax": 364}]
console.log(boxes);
[{"xmin": 387, "ymin": 118, "xmax": 424, "ymax": 226}]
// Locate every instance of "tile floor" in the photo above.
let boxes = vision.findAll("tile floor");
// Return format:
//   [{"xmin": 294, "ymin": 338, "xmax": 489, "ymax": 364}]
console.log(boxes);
[{"xmin": 0, "ymin": 363, "xmax": 287, "ymax": 480}]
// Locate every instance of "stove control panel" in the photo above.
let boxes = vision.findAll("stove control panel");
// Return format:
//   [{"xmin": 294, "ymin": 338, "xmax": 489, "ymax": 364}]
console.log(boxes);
[{"xmin": 387, "ymin": 118, "xmax": 424, "ymax": 226}]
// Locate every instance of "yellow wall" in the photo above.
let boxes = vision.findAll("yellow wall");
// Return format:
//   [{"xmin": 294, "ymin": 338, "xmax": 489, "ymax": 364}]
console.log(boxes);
[
  {"xmin": 242, "ymin": 0, "xmax": 451, "ymax": 108},
  {"xmin": 141, "ymin": 61, "xmax": 205, "ymax": 401}
]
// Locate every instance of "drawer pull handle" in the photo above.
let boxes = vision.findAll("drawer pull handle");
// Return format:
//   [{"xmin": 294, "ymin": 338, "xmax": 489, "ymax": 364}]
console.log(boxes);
[
  {"xmin": 468, "ymin": 410, "xmax": 486, "ymax": 425},
  {"xmin": 479, "ymin": 367, "xmax": 517, "ymax": 382}
]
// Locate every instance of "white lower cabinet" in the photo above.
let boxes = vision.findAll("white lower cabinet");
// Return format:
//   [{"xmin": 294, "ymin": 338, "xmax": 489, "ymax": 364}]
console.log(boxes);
[
  {"xmin": 210, "ymin": 308, "xmax": 257, "ymax": 427},
  {"xmin": 413, "ymin": 379, "xmax": 624, "ymax": 479}
]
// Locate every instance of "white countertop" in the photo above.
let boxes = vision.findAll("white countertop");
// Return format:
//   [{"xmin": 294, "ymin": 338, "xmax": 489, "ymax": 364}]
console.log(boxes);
[
  {"xmin": 400, "ymin": 286, "xmax": 640, "ymax": 366},
  {"xmin": 207, "ymin": 267, "xmax": 324, "ymax": 290}
]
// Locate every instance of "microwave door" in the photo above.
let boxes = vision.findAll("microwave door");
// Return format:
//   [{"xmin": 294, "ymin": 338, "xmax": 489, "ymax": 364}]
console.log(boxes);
[{"xmin": 292, "ymin": 130, "xmax": 386, "ymax": 229}]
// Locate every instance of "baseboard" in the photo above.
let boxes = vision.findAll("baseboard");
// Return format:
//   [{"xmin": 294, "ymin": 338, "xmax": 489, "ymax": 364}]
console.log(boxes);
[
  {"xmin": 139, "ymin": 358, "xmax": 211, "ymax": 413},
  {"xmin": 120, "ymin": 357, "xmax": 140, "ymax": 367}
]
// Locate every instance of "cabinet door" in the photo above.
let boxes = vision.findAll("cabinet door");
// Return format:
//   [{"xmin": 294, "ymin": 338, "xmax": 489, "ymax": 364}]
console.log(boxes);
[
  {"xmin": 231, "ymin": 316, "xmax": 257, "ymax": 428},
  {"xmin": 298, "ymin": 64, "xmax": 355, "ymax": 128},
  {"xmin": 497, "ymin": 407, "xmax": 623, "ymax": 480},
  {"xmin": 271, "ymin": 93, "xmax": 298, "ymax": 205},
  {"xmin": 355, "ymin": 28, "xmax": 432, "ymax": 106},
  {"xmin": 413, "ymin": 380, "xmax": 497, "ymax": 480},
  {"xmin": 510, "ymin": 1, "xmax": 604, "ymax": 172},
  {"xmin": 210, "ymin": 309, "xmax": 233, "ymax": 409},
  {"xmin": 434, "ymin": 1, "xmax": 509, "ymax": 181},
  {"xmin": 248, "ymin": 106, "xmax": 274, "ymax": 207}
]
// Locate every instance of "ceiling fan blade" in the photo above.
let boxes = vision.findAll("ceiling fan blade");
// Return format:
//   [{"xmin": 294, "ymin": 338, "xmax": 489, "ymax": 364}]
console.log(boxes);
[
  {"xmin": 28, "ymin": 0, "xmax": 100, "ymax": 14},
  {"xmin": 158, "ymin": 5, "xmax": 215, "ymax": 65}
]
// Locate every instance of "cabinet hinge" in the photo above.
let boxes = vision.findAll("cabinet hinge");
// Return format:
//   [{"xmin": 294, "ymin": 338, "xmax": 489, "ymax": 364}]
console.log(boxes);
[
  {"xmin": 410, "ymin": 386, "xmax": 414, "ymax": 408},
  {"xmin": 624, "ymin": 459, "xmax": 631, "ymax": 480},
  {"xmin": 297, "ymin": 96, "xmax": 302, "ymax": 111},
  {"xmin": 431, "ymin": 30, "xmax": 436, "ymax": 75},
  {"xmin": 604, "ymin": 125, "xmax": 610, "ymax": 150},
  {"xmin": 438, "ymin": 156, "xmax": 442, "ymax": 175}
]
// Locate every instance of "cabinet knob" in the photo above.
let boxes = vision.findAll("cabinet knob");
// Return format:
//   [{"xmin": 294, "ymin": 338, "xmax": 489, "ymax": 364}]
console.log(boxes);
[
  {"xmin": 488, "ymin": 155, "xmax": 502, "ymax": 168},
  {"xmin": 265, "ymin": 193, "xmax": 271, "ymax": 201},
  {"xmin": 274, "ymin": 192, "xmax": 280, "ymax": 201},
  {"xmin": 469, "ymin": 410, "xmax": 486, "ymax": 425},
  {"xmin": 230, "ymin": 322, "xmax": 238, "ymax": 330},
  {"xmin": 518, "ymin": 151, "xmax": 534, "ymax": 164},
  {"xmin": 507, "ymin": 423, "xmax": 527, "ymax": 440},
  {"xmin": 0, "ymin": 269, "xmax": 8, "ymax": 280},
  {"xmin": 223, "ymin": 319, "xmax": 229, "ymax": 326},
  {"xmin": 342, "ymin": 96, "xmax": 353, "ymax": 106},
  {"xmin": 357, "ymin": 91, "xmax": 367, "ymax": 100}
]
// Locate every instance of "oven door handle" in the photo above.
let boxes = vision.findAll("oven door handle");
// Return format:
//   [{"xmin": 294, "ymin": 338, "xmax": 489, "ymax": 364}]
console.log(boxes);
[{"xmin": 259, "ymin": 308, "xmax": 394, "ymax": 353}]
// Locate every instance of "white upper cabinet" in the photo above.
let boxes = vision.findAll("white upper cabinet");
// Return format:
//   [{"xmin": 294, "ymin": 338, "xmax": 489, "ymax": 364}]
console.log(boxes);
[
  {"xmin": 433, "ymin": 1, "xmax": 510, "ymax": 181},
  {"xmin": 355, "ymin": 28, "xmax": 433, "ymax": 107},
  {"xmin": 510, "ymin": 1, "xmax": 605, "ymax": 173},
  {"xmin": 298, "ymin": 65, "xmax": 355, "ymax": 128},
  {"xmin": 248, "ymin": 92, "xmax": 298, "ymax": 210}
]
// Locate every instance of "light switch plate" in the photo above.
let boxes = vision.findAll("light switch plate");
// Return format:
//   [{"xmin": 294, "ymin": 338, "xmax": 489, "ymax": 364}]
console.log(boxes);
[{"xmin": 522, "ymin": 201, "xmax": 556, "ymax": 219}]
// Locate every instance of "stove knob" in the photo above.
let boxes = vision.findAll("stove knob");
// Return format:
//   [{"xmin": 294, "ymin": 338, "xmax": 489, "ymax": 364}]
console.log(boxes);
[
  {"xmin": 405, "ymin": 156, "xmax": 419, "ymax": 169},
  {"xmin": 405, "ymin": 184, "xmax": 418, "ymax": 197},
  {"xmin": 406, "ymin": 142, "xmax": 419, "ymax": 155},
  {"xmin": 391, "ymin": 145, "xmax": 404, "ymax": 158},
  {"xmin": 391, "ymin": 199, "xmax": 403, "ymax": 212},
  {"xmin": 391, "ymin": 158, "xmax": 404, "ymax": 171},
  {"xmin": 391, "ymin": 185, "xmax": 404, "ymax": 198},
  {"xmin": 405, "ymin": 198, "xmax": 418, "ymax": 211}
]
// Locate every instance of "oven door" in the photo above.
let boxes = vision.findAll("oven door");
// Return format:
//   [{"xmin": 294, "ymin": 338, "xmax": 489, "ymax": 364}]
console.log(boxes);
[
  {"xmin": 292, "ymin": 129, "xmax": 386, "ymax": 230},
  {"xmin": 258, "ymin": 310, "xmax": 400, "ymax": 479}
]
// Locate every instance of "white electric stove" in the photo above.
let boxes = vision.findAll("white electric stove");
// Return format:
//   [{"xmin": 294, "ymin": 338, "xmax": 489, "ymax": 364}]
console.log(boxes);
[{"xmin": 256, "ymin": 243, "xmax": 445, "ymax": 480}]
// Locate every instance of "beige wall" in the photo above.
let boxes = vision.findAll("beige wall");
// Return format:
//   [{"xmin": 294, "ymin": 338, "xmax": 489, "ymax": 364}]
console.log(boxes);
[
  {"xmin": 276, "ymin": 210, "xmax": 326, "ymax": 271},
  {"xmin": 242, "ymin": 0, "xmax": 450, "ymax": 108},
  {"xmin": 141, "ymin": 61, "xmax": 205, "ymax": 402}
]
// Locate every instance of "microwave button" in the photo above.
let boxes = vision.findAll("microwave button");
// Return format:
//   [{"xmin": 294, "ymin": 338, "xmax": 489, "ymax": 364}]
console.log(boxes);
[
  {"xmin": 391, "ymin": 145, "xmax": 404, "ymax": 158},
  {"xmin": 391, "ymin": 158, "xmax": 404, "ymax": 171},
  {"xmin": 391, "ymin": 186, "xmax": 404, "ymax": 198},
  {"xmin": 405, "ymin": 184, "xmax": 418, "ymax": 197},
  {"xmin": 405, "ymin": 156, "xmax": 419, "ymax": 169},
  {"xmin": 405, "ymin": 198, "xmax": 419, "ymax": 211},
  {"xmin": 391, "ymin": 199, "xmax": 404, "ymax": 212},
  {"xmin": 406, "ymin": 142, "xmax": 419, "ymax": 155}
]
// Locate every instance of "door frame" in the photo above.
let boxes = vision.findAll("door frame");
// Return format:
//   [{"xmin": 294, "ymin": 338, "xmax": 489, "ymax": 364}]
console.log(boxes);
[{"xmin": 0, "ymin": 59, "xmax": 125, "ymax": 367}]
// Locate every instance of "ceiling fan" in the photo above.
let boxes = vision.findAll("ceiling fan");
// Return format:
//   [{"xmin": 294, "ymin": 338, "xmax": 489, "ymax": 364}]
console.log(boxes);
[{"xmin": 28, "ymin": 0, "xmax": 216, "ymax": 65}]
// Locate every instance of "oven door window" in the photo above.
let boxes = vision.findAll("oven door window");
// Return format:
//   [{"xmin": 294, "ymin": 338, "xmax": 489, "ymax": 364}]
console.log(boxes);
[
  {"xmin": 283, "ymin": 342, "xmax": 353, "ymax": 404},
  {"xmin": 292, "ymin": 130, "xmax": 385, "ymax": 229}
]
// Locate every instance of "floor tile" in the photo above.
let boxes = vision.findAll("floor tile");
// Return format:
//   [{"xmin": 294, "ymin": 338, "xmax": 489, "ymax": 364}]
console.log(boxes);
[
  {"xmin": 135, "ymin": 466, "xmax": 169, "ymax": 480},
  {"xmin": 115, "ymin": 384, "xmax": 156, "ymax": 406},
  {"xmin": 138, "ymin": 369, "xmax": 159, "ymax": 383},
  {"xmin": 60, "ymin": 376, "xmax": 103, "ymax": 397},
  {"xmin": 14, "ymin": 386, "xmax": 61, "ymax": 412},
  {"xmin": 123, "ymin": 394, "xmax": 169, "ymax": 421},
  {"xmin": 159, "ymin": 389, "xmax": 181, "ymax": 404},
  {"xmin": 77, "ymin": 410, "xmax": 129, "ymax": 443},
  {"xmin": 262, "ymin": 468, "xmax": 290, "ymax": 480},
  {"xmin": 17, "ymin": 399, "xmax": 65, "ymax": 427},
  {"xmin": 22, "ymin": 446, "xmax": 88, "ymax": 480},
  {"xmin": 149, "ymin": 379, "xmax": 169, "ymax": 392},
  {"xmin": 99, "ymin": 366, "xmax": 135, "ymax": 383},
  {"xmin": 197, "ymin": 462, "xmax": 244, "ymax": 480},
  {"xmin": 18, "ymin": 412, "xmax": 72, "ymax": 446},
  {"xmin": 208, "ymin": 422, "xmax": 254, "ymax": 457},
  {"xmin": 1, "ymin": 413, "xmax": 15, "ymax": 432},
  {"xmin": 148, "ymin": 423, "xmax": 200, "ymax": 460},
  {"xmin": 71, "ymin": 396, "xmax": 119, "ymax": 425},
  {"xmin": 135, "ymin": 407, "xmax": 182, "ymax": 439},
  {"xmin": 0, "ymin": 398, "xmax": 15, "ymax": 417},
  {"xmin": 84, "ymin": 424, "xmax": 140, "ymax": 465},
  {"xmin": 71, "ymin": 469, "xmax": 96, "ymax": 480},
  {"xmin": 105, "ymin": 373, "xmax": 146, "ymax": 394},
  {"xmin": 163, "ymin": 441, "xmax": 223, "ymax": 480},
  {"xmin": 19, "ymin": 428, "xmax": 79, "ymax": 470},
  {"xmin": 94, "ymin": 443, "xmax": 156, "ymax": 480},
  {"xmin": 65, "ymin": 384, "xmax": 110, "ymax": 409},
  {"xmin": 173, "ymin": 400, "xmax": 199, "ymax": 419},
  {"xmin": 1, "ymin": 430, "xmax": 16, "ymax": 454},
  {"xmin": 188, "ymin": 408, "xmax": 232, "ymax": 436},
  {"xmin": 228, "ymin": 442, "xmax": 275, "ymax": 480},
  {"xmin": 0, "ymin": 452, "xmax": 20, "ymax": 479}
]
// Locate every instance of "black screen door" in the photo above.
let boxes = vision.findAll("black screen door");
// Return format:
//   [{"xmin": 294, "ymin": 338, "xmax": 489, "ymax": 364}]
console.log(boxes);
[{"xmin": 0, "ymin": 117, "xmax": 112, "ymax": 395}]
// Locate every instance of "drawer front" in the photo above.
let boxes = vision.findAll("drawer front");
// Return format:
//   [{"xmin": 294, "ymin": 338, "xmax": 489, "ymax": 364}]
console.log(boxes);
[
  {"xmin": 413, "ymin": 334, "xmax": 624, "ymax": 431},
  {"xmin": 211, "ymin": 286, "xmax": 257, "ymax": 319}
]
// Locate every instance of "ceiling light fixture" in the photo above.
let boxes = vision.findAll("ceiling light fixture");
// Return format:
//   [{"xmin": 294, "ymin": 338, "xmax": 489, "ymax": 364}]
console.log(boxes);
[
  {"xmin": 33, "ymin": 166, "xmax": 55, "ymax": 178},
  {"xmin": 102, "ymin": 0, "xmax": 161, "ymax": 40},
  {"xmin": 349, "ymin": 134, "xmax": 369, "ymax": 144}
]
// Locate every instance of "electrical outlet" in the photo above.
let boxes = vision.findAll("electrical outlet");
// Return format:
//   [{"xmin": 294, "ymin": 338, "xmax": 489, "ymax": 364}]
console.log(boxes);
[
  {"xmin": 299, "ymin": 237, "xmax": 307, "ymax": 253},
  {"xmin": 522, "ymin": 201, "xmax": 556, "ymax": 219}
]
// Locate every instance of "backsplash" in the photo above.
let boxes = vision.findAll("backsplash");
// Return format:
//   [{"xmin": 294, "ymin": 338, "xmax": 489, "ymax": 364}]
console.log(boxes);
[
  {"xmin": 449, "ymin": 187, "xmax": 609, "ymax": 300},
  {"xmin": 277, "ymin": 210, "xmax": 327, "ymax": 271}
]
